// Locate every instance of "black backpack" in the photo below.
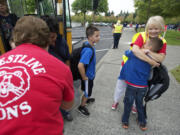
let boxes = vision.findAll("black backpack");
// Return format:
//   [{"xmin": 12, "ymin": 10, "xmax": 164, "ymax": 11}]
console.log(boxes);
[
  {"xmin": 70, "ymin": 43, "xmax": 94, "ymax": 80},
  {"xmin": 144, "ymin": 64, "xmax": 170, "ymax": 118},
  {"xmin": 145, "ymin": 64, "xmax": 170, "ymax": 102}
]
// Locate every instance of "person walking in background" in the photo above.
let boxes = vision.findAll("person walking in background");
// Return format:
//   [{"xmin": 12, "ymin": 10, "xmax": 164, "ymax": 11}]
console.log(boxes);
[
  {"xmin": 0, "ymin": 0, "xmax": 18, "ymax": 51},
  {"xmin": 0, "ymin": 16, "xmax": 74, "ymax": 135},
  {"xmin": 112, "ymin": 15, "xmax": 167, "ymax": 113},
  {"xmin": 41, "ymin": 15, "xmax": 73, "ymax": 121},
  {"xmin": 77, "ymin": 25, "xmax": 100, "ymax": 117},
  {"xmin": 135, "ymin": 23, "xmax": 139, "ymax": 32},
  {"xmin": 112, "ymin": 20, "xmax": 123, "ymax": 49}
]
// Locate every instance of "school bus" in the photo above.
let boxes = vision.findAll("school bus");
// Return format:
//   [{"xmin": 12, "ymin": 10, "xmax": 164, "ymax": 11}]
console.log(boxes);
[{"xmin": 0, "ymin": 0, "xmax": 72, "ymax": 54}]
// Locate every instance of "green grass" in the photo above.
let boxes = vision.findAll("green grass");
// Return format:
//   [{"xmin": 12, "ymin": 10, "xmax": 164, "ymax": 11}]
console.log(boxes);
[
  {"xmin": 137, "ymin": 28, "xmax": 180, "ymax": 46},
  {"xmin": 171, "ymin": 65, "xmax": 180, "ymax": 84},
  {"xmin": 165, "ymin": 30, "xmax": 180, "ymax": 46}
]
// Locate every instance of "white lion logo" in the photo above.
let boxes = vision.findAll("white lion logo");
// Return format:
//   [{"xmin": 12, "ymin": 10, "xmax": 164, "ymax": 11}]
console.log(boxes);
[
  {"xmin": 0, "ymin": 71, "xmax": 25, "ymax": 97},
  {"xmin": 0, "ymin": 67, "xmax": 30, "ymax": 107}
]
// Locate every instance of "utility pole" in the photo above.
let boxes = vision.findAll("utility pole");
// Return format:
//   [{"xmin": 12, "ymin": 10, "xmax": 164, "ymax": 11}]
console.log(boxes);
[{"xmin": 93, "ymin": 0, "xmax": 99, "ymax": 23}]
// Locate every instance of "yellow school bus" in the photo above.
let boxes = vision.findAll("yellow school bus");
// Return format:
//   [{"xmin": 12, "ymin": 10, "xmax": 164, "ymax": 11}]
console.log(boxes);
[{"xmin": 0, "ymin": 0, "xmax": 72, "ymax": 54}]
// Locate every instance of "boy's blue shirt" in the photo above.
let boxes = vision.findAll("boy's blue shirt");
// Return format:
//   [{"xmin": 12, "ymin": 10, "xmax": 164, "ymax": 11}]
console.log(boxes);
[
  {"xmin": 80, "ymin": 41, "xmax": 96, "ymax": 80},
  {"xmin": 119, "ymin": 50, "xmax": 151, "ymax": 86}
]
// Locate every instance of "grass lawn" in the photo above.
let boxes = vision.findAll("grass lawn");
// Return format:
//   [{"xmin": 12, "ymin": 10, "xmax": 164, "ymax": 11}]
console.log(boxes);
[
  {"xmin": 165, "ymin": 30, "xmax": 180, "ymax": 46},
  {"xmin": 171, "ymin": 65, "xmax": 180, "ymax": 84},
  {"xmin": 137, "ymin": 28, "xmax": 180, "ymax": 46}
]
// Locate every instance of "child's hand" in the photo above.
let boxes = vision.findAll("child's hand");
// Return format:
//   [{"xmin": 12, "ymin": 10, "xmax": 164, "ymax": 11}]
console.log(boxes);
[
  {"xmin": 150, "ymin": 60, "xmax": 160, "ymax": 67},
  {"xmin": 82, "ymin": 76, "xmax": 88, "ymax": 80}
]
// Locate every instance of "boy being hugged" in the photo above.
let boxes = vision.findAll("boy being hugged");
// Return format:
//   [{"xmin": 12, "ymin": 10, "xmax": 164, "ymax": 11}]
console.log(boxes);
[
  {"xmin": 121, "ymin": 37, "xmax": 163, "ymax": 131},
  {"xmin": 78, "ymin": 25, "xmax": 100, "ymax": 117}
]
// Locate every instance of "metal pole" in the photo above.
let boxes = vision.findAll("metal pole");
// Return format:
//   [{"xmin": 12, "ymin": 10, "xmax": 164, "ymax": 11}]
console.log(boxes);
[{"xmin": 63, "ymin": 0, "xmax": 67, "ymax": 40}]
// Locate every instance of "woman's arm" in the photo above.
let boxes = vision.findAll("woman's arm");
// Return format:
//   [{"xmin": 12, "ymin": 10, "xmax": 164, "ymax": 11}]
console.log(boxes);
[
  {"xmin": 148, "ymin": 51, "xmax": 165, "ymax": 63},
  {"xmin": 132, "ymin": 45, "xmax": 160, "ymax": 67},
  {"xmin": 61, "ymin": 100, "xmax": 74, "ymax": 110}
]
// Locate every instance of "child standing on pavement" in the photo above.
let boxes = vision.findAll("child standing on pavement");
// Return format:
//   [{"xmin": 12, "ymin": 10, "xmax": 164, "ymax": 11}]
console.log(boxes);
[
  {"xmin": 121, "ymin": 37, "xmax": 164, "ymax": 131},
  {"xmin": 112, "ymin": 16, "xmax": 167, "ymax": 112},
  {"xmin": 77, "ymin": 25, "xmax": 100, "ymax": 117}
]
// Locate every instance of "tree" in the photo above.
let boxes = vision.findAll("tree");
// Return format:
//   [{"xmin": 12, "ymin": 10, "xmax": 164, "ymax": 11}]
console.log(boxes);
[
  {"xmin": 110, "ymin": 11, "xmax": 114, "ymax": 16},
  {"xmin": 72, "ymin": 0, "xmax": 108, "ymax": 15},
  {"xmin": 125, "ymin": 13, "xmax": 134, "ymax": 23},
  {"xmin": 160, "ymin": 0, "xmax": 180, "ymax": 17},
  {"xmin": 105, "ymin": 11, "xmax": 111, "ymax": 16},
  {"xmin": 71, "ymin": 0, "xmax": 91, "ymax": 25},
  {"xmin": 134, "ymin": 0, "xmax": 180, "ymax": 23},
  {"xmin": 94, "ymin": 0, "xmax": 108, "ymax": 14},
  {"xmin": 71, "ymin": 0, "xmax": 108, "ymax": 24}
]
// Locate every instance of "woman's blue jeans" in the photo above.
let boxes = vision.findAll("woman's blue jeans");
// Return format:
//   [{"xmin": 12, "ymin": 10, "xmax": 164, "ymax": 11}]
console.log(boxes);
[{"xmin": 122, "ymin": 84, "xmax": 147, "ymax": 125}]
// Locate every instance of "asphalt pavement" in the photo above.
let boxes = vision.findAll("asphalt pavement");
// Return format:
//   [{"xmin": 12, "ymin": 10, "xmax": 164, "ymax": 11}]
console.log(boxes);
[{"xmin": 64, "ymin": 27, "xmax": 180, "ymax": 135}]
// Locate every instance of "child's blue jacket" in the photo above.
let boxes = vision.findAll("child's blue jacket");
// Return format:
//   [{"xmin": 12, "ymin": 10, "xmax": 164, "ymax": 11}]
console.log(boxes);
[{"xmin": 119, "ymin": 50, "xmax": 151, "ymax": 86}]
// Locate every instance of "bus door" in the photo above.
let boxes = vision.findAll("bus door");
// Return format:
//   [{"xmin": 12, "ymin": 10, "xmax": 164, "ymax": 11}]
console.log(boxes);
[
  {"xmin": 0, "ymin": 0, "xmax": 72, "ymax": 54},
  {"xmin": 34, "ymin": 0, "xmax": 72, "ymax": 53}
]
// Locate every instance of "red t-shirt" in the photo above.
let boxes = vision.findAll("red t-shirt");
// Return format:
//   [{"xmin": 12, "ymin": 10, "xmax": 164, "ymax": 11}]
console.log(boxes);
[
  {"xmin": 134, "ymin": 34, "xmax": 167, "ymax": 54},
  {"xmin": 0, "ymin": 44, "xmax": 74, "ymax": 135}
]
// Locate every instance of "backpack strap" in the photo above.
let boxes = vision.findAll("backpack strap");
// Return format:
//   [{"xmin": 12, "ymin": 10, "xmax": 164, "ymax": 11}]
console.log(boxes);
[
  {"xmin": 144, "ymin": 102, "xmax": 147, "ymax": 119},
  {"xmin": 82, "ymin": 43, "xmax": 95, "ymax": 65}
]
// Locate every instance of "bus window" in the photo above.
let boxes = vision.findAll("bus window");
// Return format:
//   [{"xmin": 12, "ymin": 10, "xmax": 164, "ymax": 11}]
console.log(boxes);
[
  {"xmin": 8, "ymin": 0, "xmax": 24, "ymax": 17},
  {"xmin": 57, "ymin": 2, "xmax": 63, "ymax": 16},
  {"xmin": 8, "ymin": 0, "xmax": 36, "ymax": 17},
  {"xmin": 39, "ymin": 0, "xmax": 55, "ymax": 16},
  {"xmin": 65, "ymin": 0, "xmax": 71, "ymax": 28}
]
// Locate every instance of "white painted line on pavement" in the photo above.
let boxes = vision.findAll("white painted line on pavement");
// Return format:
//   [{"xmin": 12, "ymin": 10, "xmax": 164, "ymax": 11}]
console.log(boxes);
[
  {"xmin": 122, "ymin": 42, "xmax": 131, "ymax": 44},
  {"xmin": 96, "ymin": 48, "xmax": 109, "ymax": 52},
  {"xmin": 100, "ymin": 37, "xmax": 113, "ymax": 40},
  {"xmin": 72, "ymin": 41, "xmax": 77, "ymax": 44}
]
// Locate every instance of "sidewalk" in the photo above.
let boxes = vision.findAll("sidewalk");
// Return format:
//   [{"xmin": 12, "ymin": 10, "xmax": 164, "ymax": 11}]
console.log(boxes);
[{"xmin": 64, "ymin": 30, "xmax": 180, "ymax": 135}]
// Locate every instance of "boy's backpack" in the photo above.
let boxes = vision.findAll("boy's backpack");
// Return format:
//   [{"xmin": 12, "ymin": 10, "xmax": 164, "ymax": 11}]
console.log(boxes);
[
  {"xmin": 144, "ymin": 64, "xmax": 170, "ymax": 118},
  {"xmin": 70, "ymin": 43, "xmax": 94, "ymax": 81},
  {"xmin": 145, "ymin": 64, "xmax": 170, "ymax": 102}
]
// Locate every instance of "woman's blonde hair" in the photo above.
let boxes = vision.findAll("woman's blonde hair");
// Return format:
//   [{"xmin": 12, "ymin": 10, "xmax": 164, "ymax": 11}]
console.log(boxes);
[
  {"xmin": 145, "ymin": 16, "xmax": 165, "ymax": 32},
  {"xmin": 12, "ymin": 16, "xmax": 50, "ymax": 48}
]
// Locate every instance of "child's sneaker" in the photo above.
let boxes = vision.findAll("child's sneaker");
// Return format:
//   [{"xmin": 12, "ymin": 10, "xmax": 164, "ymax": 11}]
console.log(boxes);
[
  {"xmin": 139, "ymin": 124, "xmax": 147, "ymax": 131},
  {"xmin": 86, "ymin": 98, "xmax": 95, "ymax": 105},
  {"xmin": 122, "ymin": 123, "xmax": 129, "ymax": 129},
  {"xmin": 78, "ymin": 106, "xmax": 90, "ymax": 117},
  {"xmin": 112, "ymin": 102, "xmax": 119, "ymax": 110},
  {"xmin": 131, "ymin": 106, "xmax": 137, "ymax": 114},
  {"xmin": 63, "ymin": 112, "xmax": 73, "ymax": 121}
]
